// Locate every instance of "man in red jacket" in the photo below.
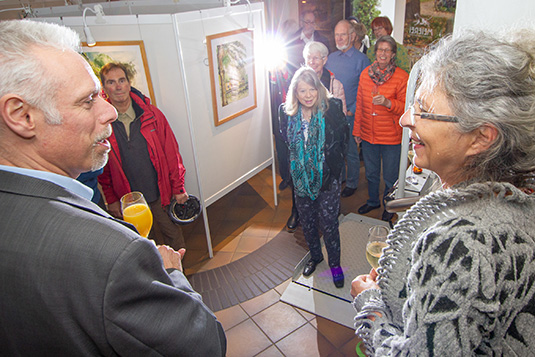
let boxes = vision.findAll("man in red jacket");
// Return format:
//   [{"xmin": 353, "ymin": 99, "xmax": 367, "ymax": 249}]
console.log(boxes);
[{"xmin": 98, "ymin": 62, "xmax": 188, "ymax": 249}]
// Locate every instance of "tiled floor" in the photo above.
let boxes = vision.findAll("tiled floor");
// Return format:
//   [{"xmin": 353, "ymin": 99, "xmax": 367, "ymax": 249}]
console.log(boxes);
[{"xmin": 181, "ymin": 164, "xmax": 386, "ymax": 356}]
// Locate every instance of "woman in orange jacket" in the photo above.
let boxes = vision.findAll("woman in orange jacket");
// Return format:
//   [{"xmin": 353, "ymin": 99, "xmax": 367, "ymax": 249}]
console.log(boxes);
[{"xmin": 353, "ymin": 35, "xmax": 408, "ymax": 221}]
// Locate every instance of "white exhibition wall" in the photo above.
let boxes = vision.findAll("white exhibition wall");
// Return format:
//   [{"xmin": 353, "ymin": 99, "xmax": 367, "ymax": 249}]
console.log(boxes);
[
  {"xmin": 173, "ymin": 3, "xmax": 273, "ymax": 207},
  {"xmin": 42, "ymin": 14, "xmax": 200, "ymax": 198},
  {"xmin": 454, "ymin": 0, "xmax": 535, "ymax": 32},
  {"xmin": 39, "ymin": 2, "xmax": 273, "ymax": 256}
]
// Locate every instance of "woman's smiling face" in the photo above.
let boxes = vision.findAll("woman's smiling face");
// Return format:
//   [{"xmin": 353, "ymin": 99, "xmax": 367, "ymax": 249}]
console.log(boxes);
[
  {"xmin": 399, "ymin": 87, "xmax": 480, "ymax": 186},
  {"xmin": 376, "ymin": 41, "xmax": 395, "ymax": 68},
  {"xmin": 296, "ymin": 80, "xmax": 318, "ymax": 110}
]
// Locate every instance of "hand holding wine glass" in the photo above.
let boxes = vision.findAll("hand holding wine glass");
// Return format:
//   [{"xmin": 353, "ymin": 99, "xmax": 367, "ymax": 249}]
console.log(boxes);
[
  {"xmin": 371, "ymin": 85, "xmax": 379, "ymax": 116},
  {"xmin": 366, "ymin": 225, "xmax": 389, "ymax": 270},
  {"xmin": 352, "ymin": 228, "xmax": 388, "ymax": 298},
  {"xmin": 120, "ymin": 191, "xmax": 153, "ymax": 238}
]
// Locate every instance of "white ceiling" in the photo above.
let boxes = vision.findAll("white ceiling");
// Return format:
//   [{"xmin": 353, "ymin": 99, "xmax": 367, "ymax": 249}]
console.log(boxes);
[{"xmin": 0, "ymin": 0, "xmax": 228, "ymax": 19}]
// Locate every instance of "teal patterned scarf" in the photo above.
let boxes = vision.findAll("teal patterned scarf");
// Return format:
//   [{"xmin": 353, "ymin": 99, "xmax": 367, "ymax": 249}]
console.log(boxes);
[{"xmin": 288, "ymin": 106, "xmax": 325, "ymax": 200}]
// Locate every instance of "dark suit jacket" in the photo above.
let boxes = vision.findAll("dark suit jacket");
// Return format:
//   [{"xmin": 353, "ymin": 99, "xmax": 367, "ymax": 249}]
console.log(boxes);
[
  {"xmin": 0, "ymin": 170, "xmax": 226, "ymax": 356},
  {"xmin": 286, "ymin": 29, "xmax": 331, "ymax": 78}
]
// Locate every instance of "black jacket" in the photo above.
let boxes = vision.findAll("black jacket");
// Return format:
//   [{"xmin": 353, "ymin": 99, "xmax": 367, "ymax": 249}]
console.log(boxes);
[{"xmin": 279, "ymin": 97, "xmax": 349, "ymax": 192}]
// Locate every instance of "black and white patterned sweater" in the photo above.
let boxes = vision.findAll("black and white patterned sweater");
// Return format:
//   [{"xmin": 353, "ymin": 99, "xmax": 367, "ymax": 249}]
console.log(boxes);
[{"xmin": 353, "ymin": 182, "xmax": 535, "ymax": 356}]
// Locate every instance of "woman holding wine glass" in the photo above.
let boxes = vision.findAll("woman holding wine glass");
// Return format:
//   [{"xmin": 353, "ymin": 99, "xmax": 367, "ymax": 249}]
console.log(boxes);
[
  {"xmin": 279, "ymin": 67, "xmax": 349, "ymax": 288},
  {"xmin": 353, "ymin": 35, "xmax": 409, "ymax": 222},
  {"xmin": 351, "ymin": 29, "xmax": 535, "ymax": 355}
]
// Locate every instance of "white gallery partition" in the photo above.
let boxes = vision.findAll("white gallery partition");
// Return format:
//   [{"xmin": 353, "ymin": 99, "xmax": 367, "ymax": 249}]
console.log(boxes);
[
  {"xmin": 37, "ymin": 2, "xmax": 275, "ymax": 257},
  {"xmin": 173, "ymin": 3, "xmax": 276, "ymax": 257},
  {"xmin": 173, "ymin": 3, "xmax": 274, "ymax": 208}
]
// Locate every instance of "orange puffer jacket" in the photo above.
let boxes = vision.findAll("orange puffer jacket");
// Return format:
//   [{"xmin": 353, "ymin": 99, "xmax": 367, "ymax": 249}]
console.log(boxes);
[{"xmin": 353, "ymin": 66, "xmax": 409, "ymax": 145}]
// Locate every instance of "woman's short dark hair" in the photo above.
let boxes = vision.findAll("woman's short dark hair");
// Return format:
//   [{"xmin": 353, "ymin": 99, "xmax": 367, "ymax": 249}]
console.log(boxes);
[{"xmin": 374, "ymin": 35, "xmax": 397, "ymax": 55}]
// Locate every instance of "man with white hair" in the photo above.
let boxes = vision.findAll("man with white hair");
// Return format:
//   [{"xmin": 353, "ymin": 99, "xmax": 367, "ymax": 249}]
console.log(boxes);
[
  {"xmin": 0, "ymin": 20, "xmax": 226, "ymax": 355},
  {"xmin": 327, "ymin": 19, "xmax": 370, "ymax": 198}
]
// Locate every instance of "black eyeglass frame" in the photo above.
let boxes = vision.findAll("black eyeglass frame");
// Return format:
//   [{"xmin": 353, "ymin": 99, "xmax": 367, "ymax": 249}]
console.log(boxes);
[{"xmin": 410, "ymin": 105, "xmax": 459, "ymax": 123}]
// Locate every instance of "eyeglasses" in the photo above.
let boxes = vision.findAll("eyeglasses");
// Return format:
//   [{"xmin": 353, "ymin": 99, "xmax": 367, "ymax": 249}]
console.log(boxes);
[
  {"xmin": 409, "ymin": 105, "xmax": 459, "ymax": 125},
  {"xmin": 372, "ymin": 26, "xmax": 384, "ymax": 32},
  {"xmin": 307, "ymin": 56, "xmax": 324, "ymax": 62},
  {"xmin": 376, "ymin": 48, "xmax": 392, "ymax": 54}
]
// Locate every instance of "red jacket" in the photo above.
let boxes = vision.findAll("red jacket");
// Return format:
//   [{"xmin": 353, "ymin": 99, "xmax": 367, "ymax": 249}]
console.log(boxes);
[
  {"xmin": 353, "ymin": 66, "xmax": 408, "ymax": 145},
  {"xmin": 98, "ymin": 90, "xmax": 186, "ymax": 207}
]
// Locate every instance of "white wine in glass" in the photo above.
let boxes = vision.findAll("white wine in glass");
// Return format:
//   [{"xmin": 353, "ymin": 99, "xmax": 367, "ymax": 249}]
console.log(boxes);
[
  {"xmin": 121, "ymin": 191, "xmax": 153, "ymax": 238},
  {"xmin": 366, "ymin": 225, "xmax": 389, "ymax": 270},
  {"xmin": 371, "ymin": 85, "xmax": 380, "ymax": 116}
]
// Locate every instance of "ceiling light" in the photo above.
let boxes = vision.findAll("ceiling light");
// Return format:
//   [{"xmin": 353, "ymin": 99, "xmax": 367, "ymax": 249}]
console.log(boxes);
[{"xmin": 82, "ymin": 5, "xmax": 106, "ymax": 47}]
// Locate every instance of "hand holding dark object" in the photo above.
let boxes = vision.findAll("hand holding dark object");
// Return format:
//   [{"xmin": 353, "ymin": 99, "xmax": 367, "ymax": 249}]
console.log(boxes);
[
  {"xmin": 174, "ymin": 192, "xmax": 189, "ymax": 204},
  {"xmin": 168, "ymin": 195, "xmax": 202, "ymax": 225}
]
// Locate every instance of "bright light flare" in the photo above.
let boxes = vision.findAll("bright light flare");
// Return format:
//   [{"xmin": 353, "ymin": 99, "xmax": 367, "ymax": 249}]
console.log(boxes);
[{"xmin": 257, "ymin": 35, "xmax": 288, "ymax": 72}]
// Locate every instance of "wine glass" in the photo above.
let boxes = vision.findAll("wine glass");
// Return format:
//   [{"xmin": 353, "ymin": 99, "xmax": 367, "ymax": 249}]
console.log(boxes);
[
  {"xmin": 371, "ymin": 85, "xmax": 379, "ymax": 116},
  {"xmin": 406, "ymin": 146, "xmax": 419, "ymax": 186},
  {"xmin": 366, "ymin": 225, "xmax": 389, "ymax": 270},
  {"xmin": 120, "ymin": 191, "xmax": 153, "ymax": 238}
]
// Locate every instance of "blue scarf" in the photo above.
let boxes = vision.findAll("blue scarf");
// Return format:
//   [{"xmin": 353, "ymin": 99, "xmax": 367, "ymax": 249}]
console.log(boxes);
[{"xmin": 288, "ymin": 106, "xmax": 325, "ymax": 200}]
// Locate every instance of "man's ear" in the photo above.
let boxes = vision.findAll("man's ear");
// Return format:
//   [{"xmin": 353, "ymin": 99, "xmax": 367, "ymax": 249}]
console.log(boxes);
[
  {"xmin": 0, "ymin": 95, "xmax": 37, "ymax": 139},
  {"xmin": 468, "ymin": 124, "xmax": 498, "ymax": 156}
]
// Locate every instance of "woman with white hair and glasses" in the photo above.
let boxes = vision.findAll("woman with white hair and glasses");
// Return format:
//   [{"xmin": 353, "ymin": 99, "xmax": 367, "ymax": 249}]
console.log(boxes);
[
  {"xmin": 280, "ymin": 67, "xmax": 349, "ymax": 288},
  {"xmin": 304, "ymin": 41, "xmax": 347, "ymax": 115},
  {"xmin": 351, "ymin": 29, "xmax": 535, "ymax": 355}
]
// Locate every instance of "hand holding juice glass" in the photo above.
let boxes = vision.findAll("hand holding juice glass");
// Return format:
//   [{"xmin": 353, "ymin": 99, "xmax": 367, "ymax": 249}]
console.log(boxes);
[{"xmin": 120, "ymin": 192, "xmax": 153, "ymax": 238}]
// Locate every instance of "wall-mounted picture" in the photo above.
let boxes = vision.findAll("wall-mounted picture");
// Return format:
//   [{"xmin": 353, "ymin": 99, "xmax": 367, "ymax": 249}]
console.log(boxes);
[
  {"xmin": 206, "ymin": 29, "xmax": 257, "ymax": 126},
  {"xmin": 81, "ymin": 40, "xmax": 156, "ymax": 105}
]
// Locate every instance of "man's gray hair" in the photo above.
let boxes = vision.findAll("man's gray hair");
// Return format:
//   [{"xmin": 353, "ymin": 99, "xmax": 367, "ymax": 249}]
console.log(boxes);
[
  {"xmin": 0, "ymin": 20, "xmax": 81, "ymax": 124},
  {"xmin": 418, "ymin": 29, "xmax": 535, "ymax": 185},
  {"xmin": 303, "ymin": 41, "xmax": 329, "ymax": 60},
  {"xmin": 336, "ymin": 19, "xmax": 355, "ymax": 35}
]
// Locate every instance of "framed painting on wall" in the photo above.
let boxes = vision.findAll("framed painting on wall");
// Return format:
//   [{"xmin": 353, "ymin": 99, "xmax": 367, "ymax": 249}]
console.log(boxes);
[
  {"xmin": 81, "ymin": 40, "xmax": 156, "ymax": 105},
  {"xmin": 206, "ymin": 28, "xmax": 257, "ymax": 126}
]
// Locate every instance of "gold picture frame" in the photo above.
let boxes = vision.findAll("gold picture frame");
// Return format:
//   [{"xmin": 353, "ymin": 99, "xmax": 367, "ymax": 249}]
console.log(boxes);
[
  {"xmin": 81, "ymin": 40, "xmax": 156, "ymax": 105},
  {"xmin": 206, "ymin": 29, "xmax": 257, "ymax": 126}
]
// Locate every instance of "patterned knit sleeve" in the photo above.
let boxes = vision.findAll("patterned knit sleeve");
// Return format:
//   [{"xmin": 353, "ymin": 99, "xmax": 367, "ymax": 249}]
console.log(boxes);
[{"xmin": 355, "ymin": 216, "xmax": 535, "ymax": 355}]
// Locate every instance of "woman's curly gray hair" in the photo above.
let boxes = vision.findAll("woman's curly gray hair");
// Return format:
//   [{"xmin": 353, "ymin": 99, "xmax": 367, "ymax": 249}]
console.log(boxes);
[{"xmin": 418, "ymin": 29, "xmax": 535, "ymax": 186}]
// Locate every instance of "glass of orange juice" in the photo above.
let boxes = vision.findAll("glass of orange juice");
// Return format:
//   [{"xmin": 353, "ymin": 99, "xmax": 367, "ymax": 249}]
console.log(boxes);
[{"xmin": 120, "ymin": 192, "xmax": 153, "ymax": 238}]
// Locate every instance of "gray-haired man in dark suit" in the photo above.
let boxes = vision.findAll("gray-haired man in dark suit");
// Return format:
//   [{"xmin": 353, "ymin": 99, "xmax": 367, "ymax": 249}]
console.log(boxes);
[{"xmin": 0, "ymin": 20, "xmax": 226, "ymax": 356}]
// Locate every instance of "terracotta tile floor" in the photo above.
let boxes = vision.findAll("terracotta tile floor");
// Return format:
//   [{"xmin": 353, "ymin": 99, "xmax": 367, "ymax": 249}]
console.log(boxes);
[{"xmin": 180, "ymin": 164, "xmax": 385, "ymax": 356}]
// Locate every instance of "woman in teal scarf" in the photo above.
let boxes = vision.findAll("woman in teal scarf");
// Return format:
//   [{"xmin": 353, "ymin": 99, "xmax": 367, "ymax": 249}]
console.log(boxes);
[{"xmin": 279, "ymin": 67, "xmax": 349, "ymax": 288}]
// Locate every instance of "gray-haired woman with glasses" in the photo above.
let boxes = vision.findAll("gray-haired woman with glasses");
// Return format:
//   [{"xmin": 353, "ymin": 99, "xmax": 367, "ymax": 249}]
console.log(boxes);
[{"xmin": 351, "ymin": 29, "xmax": 535, "ymax": 356}]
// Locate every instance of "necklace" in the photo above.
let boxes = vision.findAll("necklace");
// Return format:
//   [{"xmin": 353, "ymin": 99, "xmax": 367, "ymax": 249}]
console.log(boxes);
[{"xmin": 302, "ymin": 109, "xmax": 312, "ymax": 122}]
